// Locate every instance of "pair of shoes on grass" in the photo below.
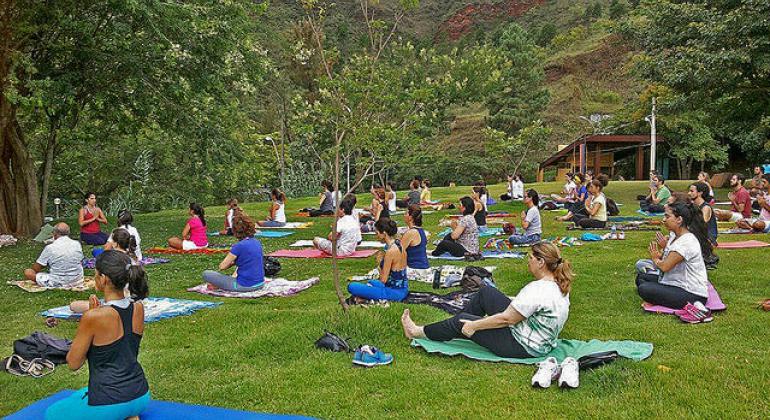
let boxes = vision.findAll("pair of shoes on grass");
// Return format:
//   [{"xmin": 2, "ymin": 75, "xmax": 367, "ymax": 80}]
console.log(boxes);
[
  {"xmin": 353, "ymin": 345, "xmax": 392, "ymax": 367},
  {"xmin": 675, "ymin": 301, "xmax": 713, "ymax": 323},
  {"xmin": 532, "ymin": 357, "xmax": 579, "ymax": 389}
]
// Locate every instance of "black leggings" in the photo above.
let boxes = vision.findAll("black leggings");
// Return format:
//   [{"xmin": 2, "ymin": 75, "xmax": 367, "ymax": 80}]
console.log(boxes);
[
  {"xmin": 431, "ymin": 234, "xmax": 468, "ymax": 257},
  {"xmin": 639, "ymin": 199, "xmax": 664, "ymax": 213},
  {"xmin": 571, "ymin": 213, "xmax": 606, "ymax": 229},
  {"xmin": 424, "ymin": 286, "xmax": 530, "ymax": 358},
  {"xmin": 636, "ymin": 273, "xmax": 707, "ymax": 309},
  {"xmin": 309, "ymin": 209, "xmax": 334, "ymax": 217}
]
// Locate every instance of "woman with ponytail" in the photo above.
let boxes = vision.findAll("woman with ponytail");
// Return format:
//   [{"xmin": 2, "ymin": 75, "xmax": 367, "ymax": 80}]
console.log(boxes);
[
  {"xmin": 104, "ymin": 210, "xmax": 142, "ymax": 261},
  {"xmin": 46, "ymin": 251, "xmax": 150, "ymax": 420},
  {"xmin": 402, "ymin": 242, "xmax": 573, "ymax": 358},
  {"xmin": 635, "ymin": 202, "xmax": 709, "ymax": 310},
  {"xmin": 258, "ymin": 189, "xmax": 288, "ymax": 227},
  {"xmin": 347, "ymin": 217, "xmax": 409, "ymax": 303},
  {"xmin": 401, "ymin": 205, "xmax": 430, "ymax": 276},
  {"xmin": 167, "ymin": 203, "xmax": 208, "ymax": 250}
]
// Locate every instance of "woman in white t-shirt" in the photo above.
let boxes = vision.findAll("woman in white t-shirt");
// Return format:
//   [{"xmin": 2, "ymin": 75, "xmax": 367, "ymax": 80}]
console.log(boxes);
[
  {"xmin": 635, "ymin": 202, "xmax": 710, "ymax": 309},
  {"xmin": 312, "ymin": 195, "xmax": 362, "ymax": 257},
  {"xmin": 258, "ymin": 189, "xmax": 287, "ymax": 227},
  {"xmin": 402, "ymin": 242, "xmax": 573, "ymax": 358},
  {"xmin": 573, "ymin": 180, "xmax": 607, "ymax": 229},
  {"xmin": 104, "ymin": 210, "xmax": 142, "ymax": 261}
]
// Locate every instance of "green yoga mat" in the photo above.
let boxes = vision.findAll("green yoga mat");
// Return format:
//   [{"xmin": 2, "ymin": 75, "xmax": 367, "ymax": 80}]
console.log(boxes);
[{"xmin": 411, "ymin": 338, "xmax": 653, "ymax": 364}]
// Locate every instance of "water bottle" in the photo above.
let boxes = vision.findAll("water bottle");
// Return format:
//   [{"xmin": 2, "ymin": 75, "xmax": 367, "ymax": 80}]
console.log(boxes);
[{"xmin": 610, "ymin": 224, "xmax": 617, "ymax": 240}]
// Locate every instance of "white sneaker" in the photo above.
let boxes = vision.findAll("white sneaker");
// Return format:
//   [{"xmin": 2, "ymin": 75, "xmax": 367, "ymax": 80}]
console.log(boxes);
[
  {"xmin": 558, "ymin": 357, "xmax": 580, "ymax": 389},
  {"xmin": 531, "ymin": 357, "xmax": 559, "ymax": 388}
]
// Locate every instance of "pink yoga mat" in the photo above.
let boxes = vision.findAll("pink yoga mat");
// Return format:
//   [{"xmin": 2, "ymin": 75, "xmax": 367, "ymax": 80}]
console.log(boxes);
[
  {"xmin": 717, "ymin": 240, "xmax": 770, "ymax": 249},
  {"xmin": 642, "ymin": 282, "xmax": 726, "ymax": 314},
  {"xmin": 268, "ymin": 249, "xmax": 378, "ymax": 259}
]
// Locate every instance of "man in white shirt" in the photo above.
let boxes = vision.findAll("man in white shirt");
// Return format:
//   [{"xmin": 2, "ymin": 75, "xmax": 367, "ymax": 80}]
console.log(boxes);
[{"xmin": 24, "ymin": 223, "xmax": 85, "ymax": 287}]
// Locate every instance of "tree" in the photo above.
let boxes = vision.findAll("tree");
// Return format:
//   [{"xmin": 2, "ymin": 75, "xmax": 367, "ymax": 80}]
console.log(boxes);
[
  {"xmin": 485, "ymin": 120, "xmax": 552, "ymax": 178},
  {"xmin": 609, "ymin": 0, "xmax": 629, "ymax": 19},
  {"xmin": 662, "ymin": 112, "xmax": 727, "ymax": 180},
  {"xmin": 535, "ymin": 23, "xmax": 557, "ymax": 47}
]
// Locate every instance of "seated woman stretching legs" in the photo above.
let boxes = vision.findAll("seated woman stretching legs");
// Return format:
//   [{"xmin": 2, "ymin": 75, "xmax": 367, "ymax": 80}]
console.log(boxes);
[
  {"xmin": 348, "ymin": 218, "xmax": 409, "ymax": 303},
  {"xmin": 203, "ymin": 212, "xmax": 265, "ymax": 292},
  {"xmin": 45, "ymin": 250, "xmax": 150, "ymax": 420},
  {"xmin": 635, "ymin": 202, "xmax": 710, "ymax": 309},
  {"xmin": 258, "ymin": 189, "xmax": 287, "ymax": 227},
  {"xmin": 402, "ymin": 242, "xmax": 573, "ymax": 359},
  {"xmin": 167, "ymin": 203, "xmax": 208, "ymax": 250},
  {"xmin": 432, "ymin": 196, "xmax": 479, "ymax": 257}
]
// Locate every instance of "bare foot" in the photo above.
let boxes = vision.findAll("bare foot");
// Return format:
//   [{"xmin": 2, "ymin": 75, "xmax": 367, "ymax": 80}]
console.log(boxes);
[{"xmin": 401, "ymin": 309, "xmax": 424, "ymax": 339}]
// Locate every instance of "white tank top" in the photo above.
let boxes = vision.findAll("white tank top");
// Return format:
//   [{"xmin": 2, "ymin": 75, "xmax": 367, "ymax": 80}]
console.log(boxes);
[
  {"xmin": 388, "ymin": 193, "xmax": 397, "ymax": 212},
  {"xmin": 275, "ymin": 201, "xmax": 286, "ymax": 223}
]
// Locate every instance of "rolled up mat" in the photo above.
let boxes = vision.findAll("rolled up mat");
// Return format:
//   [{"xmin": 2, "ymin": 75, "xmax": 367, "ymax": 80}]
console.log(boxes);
[{"xmin": 411, "ymin": 338, "xmax": 653, "ymax": 364}]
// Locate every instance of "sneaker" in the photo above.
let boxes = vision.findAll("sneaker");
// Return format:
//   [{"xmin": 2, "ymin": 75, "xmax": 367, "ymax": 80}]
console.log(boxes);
[
  {"xmin": 353, "ymin": 345, "xmax": 393, "ymax": 367},
  {"xmin": 677, "ymin": 301, "xmax": 713, "ymax": 324},
  {"xmin": 558, "ymin": 357, "xmax": 579, "ymax": 389},
  {"xmin": 531, "ymin": 357, "xmax": 559, "ymax": 388}
]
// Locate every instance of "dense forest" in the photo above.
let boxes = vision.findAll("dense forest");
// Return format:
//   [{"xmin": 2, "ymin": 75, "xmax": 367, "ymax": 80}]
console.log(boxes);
[{"xmin": 2, "ymin": 0, "xmax": 768, "ymax": 235}]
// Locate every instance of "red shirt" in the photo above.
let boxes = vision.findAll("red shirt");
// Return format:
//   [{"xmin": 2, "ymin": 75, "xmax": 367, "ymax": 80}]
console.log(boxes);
[
  {"xmin": 81, "ymin": 207, "xmax": 101, "ymax": 234},
  {"xmin": 733, "ymin": 187, "xmax": 752, "ymax": 218}
]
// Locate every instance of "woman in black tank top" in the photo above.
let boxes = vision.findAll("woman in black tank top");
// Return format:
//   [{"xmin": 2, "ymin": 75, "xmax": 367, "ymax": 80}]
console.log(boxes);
[{"xmin": 45, "ymin": 250, "xmax": 151, "ymax": 420}]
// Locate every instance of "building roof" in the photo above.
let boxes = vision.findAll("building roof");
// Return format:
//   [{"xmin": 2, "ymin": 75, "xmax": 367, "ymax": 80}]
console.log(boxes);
[{"xmin": 539, "ymin": 134, "xmax": 665, "ymax": 169}]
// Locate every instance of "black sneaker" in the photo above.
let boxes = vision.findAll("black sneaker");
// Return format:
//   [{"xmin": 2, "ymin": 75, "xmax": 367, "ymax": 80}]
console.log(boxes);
[{"xmin": 432, "ymin": 269, "xmax": 441, "ymax": 289}]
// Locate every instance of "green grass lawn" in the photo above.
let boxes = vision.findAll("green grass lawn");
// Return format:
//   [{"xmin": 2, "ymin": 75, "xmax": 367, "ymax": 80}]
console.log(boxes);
[{"xmin": 1, "ymin": 181, "xmax": 768, "ymax": 418}]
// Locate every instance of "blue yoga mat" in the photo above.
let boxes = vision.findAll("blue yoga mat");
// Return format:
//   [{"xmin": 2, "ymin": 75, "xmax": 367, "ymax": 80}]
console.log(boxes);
[
  {"xmin": 636, "ymin": 209, "xmax": 664, "ymax": 217},
  {"xmin": 40, "ymin": 298, "xmax": 221, "ymax": 323},
  {"xmin": 7, "ymin": 390, "xmax": 318, "ymax": 420}
]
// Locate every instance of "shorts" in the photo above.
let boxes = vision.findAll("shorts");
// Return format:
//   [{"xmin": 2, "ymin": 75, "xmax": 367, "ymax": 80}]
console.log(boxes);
[
  {"xmin": 182, "ymin": 240, "xmax": 207, "ymax": 251},
  {"xmin": 36, "ymin": 272, "xmax": 83, "ymax": 288}
]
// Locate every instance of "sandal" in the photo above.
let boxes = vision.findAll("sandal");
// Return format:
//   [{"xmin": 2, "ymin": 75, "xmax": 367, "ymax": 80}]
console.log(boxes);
[
  {"xmin": 757, "ymin": 299, "xmax": 770, "ymax": 311},
  {"xmin": 2, "ymin": 354, "xmax": 28, "ymax": 377},
  {"xmin": 26, "ymin": 358, "xmax": 55, "ymax": 378}
]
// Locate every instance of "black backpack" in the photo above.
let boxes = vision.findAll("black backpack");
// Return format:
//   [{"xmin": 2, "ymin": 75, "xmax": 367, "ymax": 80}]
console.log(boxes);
[
  {"xmin": 460, "ymin": 266, "xmax": 495, "ymax": 292},
  {"xmin": 264, "ymin": 256, "xmax": 281, "ymax": 276},
  {"xmin": 606, "ymin": 198, "xmax": 620, "ymax": 216},
  {"xmin": 13, "ymin": 332, "xmax": 71, "ymax": 365},
  {"xmin": 314, "ymin": 331, "xmax": 352, "ymax": 352}
]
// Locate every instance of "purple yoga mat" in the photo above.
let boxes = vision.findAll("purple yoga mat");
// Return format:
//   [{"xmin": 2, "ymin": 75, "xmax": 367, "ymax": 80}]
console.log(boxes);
[
  {"xmin": 268, "ymin": 249, "xmax": 377, "ymax": 259},
  {"xmin": 642, "ymin": 282, "xmax": 726, "ymax": 314}
]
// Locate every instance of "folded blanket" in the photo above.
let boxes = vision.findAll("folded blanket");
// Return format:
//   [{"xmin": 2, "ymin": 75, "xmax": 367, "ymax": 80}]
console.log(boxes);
[
  {"xmin": 411, "ymin": 337, "xmax": 653, "ymax": 365},
  {"xmin": 188, "ymin": 277, "xmax": 320, "ymax": 298},
  {"xmin": 82, "ymin": 256, "xmax": 170, "ymax": 269},
  {"xmin": 268, "ymin": 249, "xmax": 377, "ymax": 259},
  {"xmin": 0, "ymin": 234, "xmax": 17, "ymax": 247},
  {"xmin": 484, "ymin": 237, "xmax": 583, "ymax": 249},
  {"xmin": 147, "ymin": 247, "xmax": 230, "ymax": 254},
  {"xmin": 210, "ymin": 230, "xmax": 295, "ymax": 238},
  {"xmin": 41, "ymin": 297, "xmax": 221, "ymax": 322},
  {"xmin": 717, "ymin": 240, "xmax": 770, "ymax": 249},
  {"xmin": 405, "ymin": 291, "xmax": 475, "ymax": 314},
  {"xmin": 268, "ymin": 222, "xmax": 312, "ymax": 229},
  {"xmin": 428, "ymin": 250, "xmax": 525, "ymax": 260},
  {"xmin": 7, "ymin": 277, "xmax": 95, "ymax": 293},
  {"xmin": 290, "ymin": 240, "xmax": 385, "ymax": 248},
  {"xmin": 718, "ymin": 228, "xmax": 753, "ymax": 235},
  {"xmin": 437, "ymin": 227, "xmax": 503, "ymax": 238},
  {"xmin": 643, "ymin": 282, "xmax": 726, "ymax": 314}
]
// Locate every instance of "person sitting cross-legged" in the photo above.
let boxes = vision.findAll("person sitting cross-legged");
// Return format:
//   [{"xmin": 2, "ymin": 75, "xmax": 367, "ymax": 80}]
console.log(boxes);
[
  {"xmin": 431, "ymin": 196, "xmax": 479, "ymax": 258},
  {"xmin": 312, "ymin": 194, "xmax": 362, "ymax": 257},
  {"xmin": 24, "ymin": 223, "xmax": 84, "ymax": 288},
  {"xmin": 736, "ymin": 173, "xmax": 770, "ymax": 233},
  {"xmin": 508, "ymin": 189, "xmax": 542, "ymax": 245},
  {"xmin": 203, "ymin": 212, "xmax": 265, "ymax": 292},
  {"xmin": 348, "ymin": 218, "xmax": 409, "ymax": 303},
  {"xmin": 714, "ymin": 173, "xmax": 753, "ymax": 222},
  {"xmin": 639, "ymin": 174, "xmax": 671, "ymax": 213}
]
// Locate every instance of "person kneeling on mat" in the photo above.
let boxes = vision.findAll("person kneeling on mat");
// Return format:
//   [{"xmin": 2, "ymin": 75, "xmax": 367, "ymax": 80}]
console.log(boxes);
[
  {"xmin": 402, "ymin": 242, "xmax": 572, "ymax": 359},
  {"xmin": 347, "ymin": 218, "xmax": 409, "ymax": 303},
  {"xmin": 635, "ymin": 202, "xmax": 710, "ymax": 310},
  {"xmin": 203, "ymin": 212, "xmax": 265, "ymax": 292},
  {"xmin": 45, "ymin": 250, "xmax": 150, "ymax": 420}
]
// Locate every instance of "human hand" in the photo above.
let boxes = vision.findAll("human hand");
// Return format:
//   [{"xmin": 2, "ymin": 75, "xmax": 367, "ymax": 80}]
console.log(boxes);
[
  {"xmin": 648, "ymin": 242, "xmax": 662, "ymax": 260},
  {"xmin": 88, "ymin": 295, "xmax": 100, "ymax": 311},
  {"xmin": 655, "ymin": 232, "xmax": 667, "ymax": 249},
  {"xmin": 459, "ymin": 319, "xmax": 476, "ymax": 337}
]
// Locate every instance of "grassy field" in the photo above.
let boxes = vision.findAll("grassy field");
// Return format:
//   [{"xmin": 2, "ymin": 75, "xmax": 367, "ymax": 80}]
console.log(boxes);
[{"xmin": 1, "ymin": 180, "xmax": 768, "ymax": 418}]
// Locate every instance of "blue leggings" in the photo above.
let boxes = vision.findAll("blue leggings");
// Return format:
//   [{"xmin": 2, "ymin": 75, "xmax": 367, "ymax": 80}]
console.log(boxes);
[
  {"xmin": 203, "ymin": 270, "xmax": 263, "ymax": 292},
  {"xmin": 45, "ymin": 387, "xmax": 150, "ymax": 420},
  {"xmin": 348, "ymin": 280, "xmax": 408, "ymax": 302}
]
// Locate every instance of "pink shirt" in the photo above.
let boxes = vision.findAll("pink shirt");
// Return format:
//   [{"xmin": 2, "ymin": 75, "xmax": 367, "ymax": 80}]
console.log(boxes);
[
  {"xmin": 760, "ymin": 192, "xmax": 770, "ymax": 221},
  {"xmin": 187, "ymin": 216, "xmax": 208, "ymax": 247}
]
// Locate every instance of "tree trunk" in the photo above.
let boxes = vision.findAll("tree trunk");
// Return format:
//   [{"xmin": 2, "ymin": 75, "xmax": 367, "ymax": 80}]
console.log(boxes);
[
  {"xmin": 331, "ymin": 130, "xmax": 348, "ymax": 311},
  {"xmin": 39, "ymin": 119, "xmax": 59, "ymax": 216},
  {"xmin": 0, "ymin": 98, "xmax": 44, "ymax": 236}
]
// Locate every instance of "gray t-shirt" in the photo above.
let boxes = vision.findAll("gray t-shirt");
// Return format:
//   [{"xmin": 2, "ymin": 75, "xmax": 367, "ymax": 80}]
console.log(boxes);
[
  {"xmin": 661, "ymin": 232, "xmax": 708, "ymax": 297},
  {"xmin": 407, "ymin": 190, "xmax": 421, "ymax": 206},
  {"xmin": 320, "ymin": 191, "xmax": 334, "ymax": 212},
  {"xmin": 36, "ymin": 236, "xmax": 84, "ymax": 285},
  {"xmin": 524, "ymin": 206, "xmax": 542, "ymax": 236}
]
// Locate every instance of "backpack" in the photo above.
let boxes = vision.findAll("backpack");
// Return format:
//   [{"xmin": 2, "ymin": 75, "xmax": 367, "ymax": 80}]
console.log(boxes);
[
  {"xmin": 502, "ymin": 222, "xmax": 516, "ymax": 235},
  {"xmin": 13, "ymin": 332, "xmax": 71, "ymax": 365},
  {"xmin": 314, "ymin": 331, "xmax": 352, "ymax": 352},
  {"xmin": 540, "ymin": 201, "xmax": 557, "ymax": 211},
  {"xmin": 606, "ymin": 198, "xmax": 620, "ymax": 216},
  {"xmin": 460, "ymin": 266, "xmax": 495, "ymax": 293},
  {"xmin": 264, "ymin": 256, "xmax": 281, "ymax": 276}
]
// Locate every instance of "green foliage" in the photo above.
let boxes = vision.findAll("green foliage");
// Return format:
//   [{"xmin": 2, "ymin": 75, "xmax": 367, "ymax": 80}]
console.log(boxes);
[
  {"xmin": 608, "ymin": 0, "xmax": 629, "ymax": 19},
  {"xmin": 534, "ymin": 23, "xmax": 558, "ymax": 47},
  {"xmin": 583, "ymin": 1, "xmax": 604, "ymax": 22}
]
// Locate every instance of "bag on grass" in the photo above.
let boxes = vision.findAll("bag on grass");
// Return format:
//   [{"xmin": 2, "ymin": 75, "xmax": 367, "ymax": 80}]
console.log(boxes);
[
  {"xmin": 606, "ymin": 198, "xmax": 620, "ymax": 216},
  {"xmin": 264, "ymin": 256, "xmax": 281, "ymax": 276},
  {"xmin": 314, "ymin": 331, "xmax": 352, "ymax": 352},
  {"xmin": 13, "ymin": 332, "xmax": 71, "ymax": 365},
  {"xmin": 460, "ymin": 266, "xmax": 495, "ymax": 293},
  {"xmin": 578, "ymin": 351, "xmax": 619, "ymax": 370},
  {"xmin": 502, "ymin": 223, "xmax": 516, "ymax": 235}
]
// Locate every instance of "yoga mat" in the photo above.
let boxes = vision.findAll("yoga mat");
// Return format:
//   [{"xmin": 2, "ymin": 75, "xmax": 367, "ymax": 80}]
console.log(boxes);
[
  {"xmin": 256, "ymin": 230, "xmax": 295, "ymax": 238},
  {"xmin": 427, "ymin": 250, "xmax": 525, "ymax": 260},
  {"xmin": 437, "ymin": 227, "xmax": 504, "ymax": 238},
  {"xmin": 717, "ymin": 240, "xmax": 770, "ymax": 249},
  {"xmin": 81, "ymin": 256, "xmax": 170, "ymax": 269},
  {"xmin": 718, "ymin": 228, "xmax": 753, "ymax": 235},
  {"xmin": 448, "ymin": 212, "xmax": 513, "ymax": 219},
  {"xmin": 6, "ymin": 389, "xmax": 317, "ymax": 420},
  {"xmin": 268, "ymin": 249, "xmax": 377, "ymax": 259},
  {"xmin": 289, "ymin": 240, "xmax": 384, "ymax": 248},
  {"xmin": 642, "ymin": 282, "xmax": 726, "ymax": 314},
  {"xmin": 40, "ymin": 297, "xmax": 222, "ymax": 322},
  {"xmin": 188, "ymin": 277, "xmax": 320, "ymax": 298},
  {"xmin": 147, "ymin": 247, "xmax": 230, "ymax": 254},
  {"xmin": 6, "ymin": 277, "xmax": 95, "ymax": 293},
  {"xmin": 607, "ymin": 216, "xmax": 646, "ymax": 222},
  {"xmin": 411, "ymin": 338, "xmax": 653, "ymax": 365},
  {"xmin": 636, "ymin": 209, "xmax": 665, "ymax": 217}
]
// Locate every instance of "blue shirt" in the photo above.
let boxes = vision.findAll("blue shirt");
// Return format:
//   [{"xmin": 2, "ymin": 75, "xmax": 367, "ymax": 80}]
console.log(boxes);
[{"xmin": 231, "ymin": 238, "xmax": 265, "ymax": 287}]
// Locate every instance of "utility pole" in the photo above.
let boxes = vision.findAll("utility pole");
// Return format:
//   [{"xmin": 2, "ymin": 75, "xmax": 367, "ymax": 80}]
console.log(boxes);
[{"xmin": 650, "ymin": 97, "xmax": 657, "ymax": 173}]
